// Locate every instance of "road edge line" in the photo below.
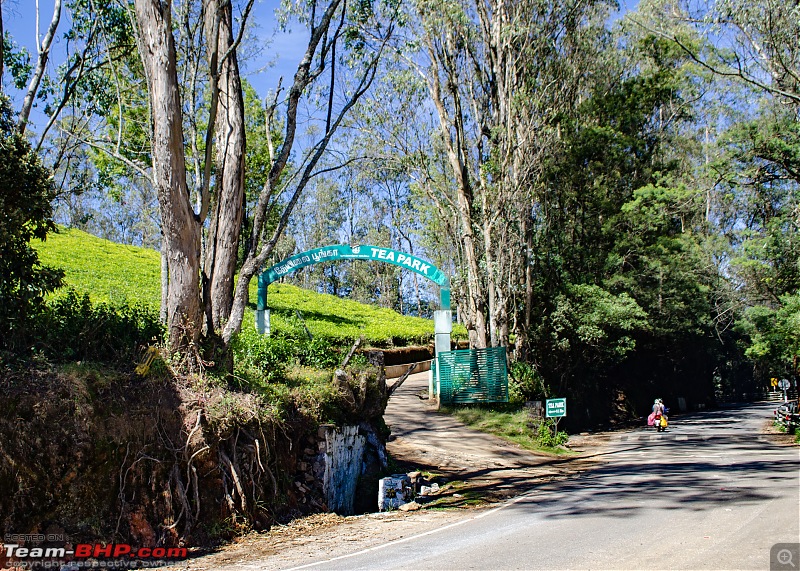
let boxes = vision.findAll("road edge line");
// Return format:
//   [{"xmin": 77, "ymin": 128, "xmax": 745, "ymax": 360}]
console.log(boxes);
[{"xmin": 283, "ymin": 489, "xmax": 541, "ymax": 570}]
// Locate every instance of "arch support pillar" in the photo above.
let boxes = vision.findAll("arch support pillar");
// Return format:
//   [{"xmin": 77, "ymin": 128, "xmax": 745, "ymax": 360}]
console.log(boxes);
[
  {"xmin": 255, "ymin": 275, "xmax": 270, "ymax": 335},
  {"xmin": 433, "ymin": 310, "xmax": 452, "ymax": 357},
  {"xmin": 431, "ymin": 309, "xmax": 452, "ymax": 400}
]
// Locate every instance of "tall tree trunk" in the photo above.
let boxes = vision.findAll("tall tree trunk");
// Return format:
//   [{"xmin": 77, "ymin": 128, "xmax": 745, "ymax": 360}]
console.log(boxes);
[
  {"xmin": 424, "ymin": 35, "xmax": 488, "ymax": 348},
  {"xmin": 134, "ymin": 0, "xmax": 202, "ymax": 356},
  {"xmin": 516, "ymin": 213, "xmax": 534, "ymax": 360},
  {"xmin": 222, "ymin": 0, "xmax": 392, "ymax": 344},
  {"xmin": 0, "ymin": 0, "xmax": 4, "ymax": 90},
  {"xmin": 483, "ymin": 213, "xmax": 498, "ymax": 347},
  {"xmin": 203, "ymin": 0, "xmax": 246, "ymax": 333},
  {"xmin": 160, "ymin": 235, "xmax": 169, "ymax": 323},
  {"xmin": 454, "ymin": 174, "xmax": 489, "ymax": 349}
]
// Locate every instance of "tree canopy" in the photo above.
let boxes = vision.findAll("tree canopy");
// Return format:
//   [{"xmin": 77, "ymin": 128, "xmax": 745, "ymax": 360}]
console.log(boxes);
[{"xmin": 1, "ymin": 0, "xmax": 796, "ymax": 413}]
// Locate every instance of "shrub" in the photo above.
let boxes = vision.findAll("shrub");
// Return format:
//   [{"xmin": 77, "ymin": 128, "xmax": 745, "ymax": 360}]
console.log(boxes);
[
  {"xmin": 509, "ymin": 361, "xmax": 549, "ymax": 404},
  {"xmin": 535, "ymin": 418, "xmax": 569, "ymax": 447},
  {"xmin": 32, "ymin": 290, "xmax": 162, "ymax": 363},
  {"xmin": 233, "ymin": 329, "xmax": 358, "ymax": 388},
  {"xmin": 296, "ymin": 337, "xmax": 343, "ymax": 369},
  {"xmin": 0, "ymin": 96, "xmax": 63, "ymax": 350},
  {"xmin": 232, "ymin": 328, "xmax": 295, "ymax": 384}
]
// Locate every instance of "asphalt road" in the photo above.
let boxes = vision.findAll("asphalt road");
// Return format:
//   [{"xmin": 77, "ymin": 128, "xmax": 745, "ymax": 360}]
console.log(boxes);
[{"xmin": 290, "ymin": 403, "xmax": 800, "ymax": 570}]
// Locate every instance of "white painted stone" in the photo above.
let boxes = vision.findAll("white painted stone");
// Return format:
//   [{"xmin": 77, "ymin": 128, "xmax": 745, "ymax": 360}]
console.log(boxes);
[
  {"xmin": 378, "ymin": 475, "xmax": 412, "ymax": 511},
  {"xmin": 255, "ymin": 309, "xmax": 270, "ymax": 335}
]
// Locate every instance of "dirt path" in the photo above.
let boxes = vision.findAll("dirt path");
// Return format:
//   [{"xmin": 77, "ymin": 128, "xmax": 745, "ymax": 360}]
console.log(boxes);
[
  {"xmin": 166, "ymin": 372, "xmax": 610, "ymax": 570},
  {"xmin": 387, "ymin": 371, "xmax": 550, "ymax": 471},
  {"xmin": 385, "ymin": 371, "xmax": 607, "ymax": 503}
]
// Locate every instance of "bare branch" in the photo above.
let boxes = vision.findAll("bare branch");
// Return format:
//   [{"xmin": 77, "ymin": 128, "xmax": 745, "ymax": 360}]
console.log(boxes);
[
  {"xmin": 0, "ymin": 0, "xmax": 5, "ymax": 87},
  {"xmin": 222, "ymin": 24, "xmax": 392, "ymax": 343},
  {"xmin": 326, "ymin": 0, "xmax": 347, "ymax": 132},
  {"xmin": 69, "ymin": 130, "xmax": 153, "ymax": 184},
  {"xmin": 34, "ymin": 15, "xmax": 105, "ymax": 153},
  {"xmin": 627, "ymin": 14, "xmax": 800, "ymax": 105},
  {"xmin": 18, "ymin": 0, "xmax": 63, "ymax": 134},
  {"xmin": 249, "ymin": 0, "xmax": 344, "ymax": 249},
  {"xmin": 219, "ymin": 0, "xmax": 256, "ymax": 67},
  {"xmin": 309, "ymin": 155, "xmax": 366, "ymax": 178},
  {"xmin": 262, "ymin": 47, "xmax": 383, "ymax": 255},
  {"xmin": 264, "ymin": 82, "xmax": 281, "ymax": 163},
  {"xmin": 199, "ymin": 0, "xmax": 222, "ymax": 223}
]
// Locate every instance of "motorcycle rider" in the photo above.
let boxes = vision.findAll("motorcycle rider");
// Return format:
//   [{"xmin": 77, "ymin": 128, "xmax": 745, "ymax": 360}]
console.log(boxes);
[
  {"xmin": 652, "ymin": 398, "xmax": 663, "ymax": 416},
  {"xmin": 652, "ymin": 398, "xmax": 668, "ymax": 430}
]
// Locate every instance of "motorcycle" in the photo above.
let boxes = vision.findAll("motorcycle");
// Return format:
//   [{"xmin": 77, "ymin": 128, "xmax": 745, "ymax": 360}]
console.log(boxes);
[{"xmin": 648, "ymin": 409, "xmax": 669, "ymax": 431}]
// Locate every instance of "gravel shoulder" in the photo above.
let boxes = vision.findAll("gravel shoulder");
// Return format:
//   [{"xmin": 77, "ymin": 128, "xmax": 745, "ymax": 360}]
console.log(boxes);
[{"xmin": 166, "ymin": 372, "xmax": 612, "ymax": 570}]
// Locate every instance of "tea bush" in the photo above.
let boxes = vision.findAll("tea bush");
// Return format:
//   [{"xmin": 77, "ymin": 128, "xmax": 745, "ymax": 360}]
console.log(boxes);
[{"xmin": 34, "ymin": 290, "xmax": 163, "ymax": 363}]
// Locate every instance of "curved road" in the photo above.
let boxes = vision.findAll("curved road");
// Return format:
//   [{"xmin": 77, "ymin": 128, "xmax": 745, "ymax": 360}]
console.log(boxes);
[{"xmin": 291, "ymin": 402, "xmax": 799, "ymax": 570}]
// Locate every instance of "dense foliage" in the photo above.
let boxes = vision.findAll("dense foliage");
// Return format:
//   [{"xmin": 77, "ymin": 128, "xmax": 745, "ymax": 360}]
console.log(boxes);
[
  {"xmin": 0, "ymin": 97, "xmax": 63, "ymax": 351},
  {"xmin": 3, "ymin": 0, "xmax": 798, "ymax": 425},
  {"xmin": 31, "ymin": 290, "xmax": 162, "ymax": 363}
]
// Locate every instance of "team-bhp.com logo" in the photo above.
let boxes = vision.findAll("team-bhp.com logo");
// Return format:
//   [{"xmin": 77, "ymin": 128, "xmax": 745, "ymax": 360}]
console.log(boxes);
[{"xmin": 3, "ymin": 537, "xmax": 187, "ymax": 568}]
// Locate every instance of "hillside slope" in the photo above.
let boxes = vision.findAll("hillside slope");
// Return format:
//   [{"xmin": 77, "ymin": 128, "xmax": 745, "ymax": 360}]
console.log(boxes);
[
  {"xmin": 33, "ymin": 227, "xmax": 459, "ymax": 345},
  {"xmin": 34, "ymin": 227, "xmax": 161, "ymax": 310}
]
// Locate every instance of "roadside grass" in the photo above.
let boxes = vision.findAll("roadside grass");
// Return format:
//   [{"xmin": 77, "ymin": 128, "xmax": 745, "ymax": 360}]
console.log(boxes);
[
  {"xmin": 772, "ymin": 420, "xmax": 800, "ymax": 444},
  {"xmin": 442, "ymin": 405, "xmax": 573, "ymax": 455},
  {"xmin": 421, "ymin": 481, "xmax": 486, "ymax": 509},
  {"xmin": 773, "ymin": 420, "xmax": 788, "ymax": 433},
  {"xmin": 33, "ymin": 227, "xmax": 466, "ymax": 347}
]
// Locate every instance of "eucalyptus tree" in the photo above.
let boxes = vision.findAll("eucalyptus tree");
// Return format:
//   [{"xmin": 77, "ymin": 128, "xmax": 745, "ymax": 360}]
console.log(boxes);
[
  {"xmin": 717, "ymin": 99, "xmax": 800, "ymax": 381},
  {"xmin": 325, "ymin": 65, "xmax": 447, "ymax": 314},
  {"xmin": 631, "ymin": 0, "xmax": 800, "ymax": 106},
  {"xmin": 634, "ymin": 0, "xmax": 800, "ymax": 381},
  {"xmin": 0, "ymin": 0, "xmax": 137, "ymax": 156},
  {"xmin": 15, "ymin": 0, "xmax": 63, "ymax": 135},
  {"xmin": 630, "ymin": 0, "xmax": 800, "ymax": 302},
  {"xmin": 286, "ymin": 160, "xmax": 410, "ymax": 310},
  {"xmin": 0, "ymin": 0, "xmax": 162, "ymax": 269},
  {"xmin": 404, "ymin": 0, "xmax": 616, "ymax": 348},
  {"xmin": 132, "ymin": 0, "xmax": 397, "ymax": 361}
]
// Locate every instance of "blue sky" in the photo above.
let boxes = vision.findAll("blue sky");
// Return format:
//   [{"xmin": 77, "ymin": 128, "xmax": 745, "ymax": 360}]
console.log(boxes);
[
  {"xmin": 2, "ymin": 0, "xmax": 638, "ymax": 133},
  {"xmin": 2, "ymin": 0, "xmax": 306, "ymax": 131}
]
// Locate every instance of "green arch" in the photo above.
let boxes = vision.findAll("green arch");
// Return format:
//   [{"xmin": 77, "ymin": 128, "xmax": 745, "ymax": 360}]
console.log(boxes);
[{"xmin": 257, "ymin": 245, "xmax": 450, "ymax": 313}]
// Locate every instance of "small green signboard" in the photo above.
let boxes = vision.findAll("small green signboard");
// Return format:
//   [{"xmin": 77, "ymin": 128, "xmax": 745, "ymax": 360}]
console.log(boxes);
[{"xmin": 546, "ymin": 398, "xmax": 567, "ymax": 418}]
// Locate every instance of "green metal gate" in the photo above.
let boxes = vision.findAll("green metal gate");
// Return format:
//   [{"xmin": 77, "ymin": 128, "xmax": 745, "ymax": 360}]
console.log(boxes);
[{"xmin": 434, "ymin": 347, "xmax": 508, "ymax": 405}]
